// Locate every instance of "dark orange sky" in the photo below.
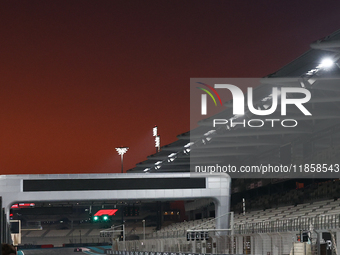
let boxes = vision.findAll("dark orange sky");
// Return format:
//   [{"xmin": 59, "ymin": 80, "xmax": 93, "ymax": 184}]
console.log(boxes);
[{"xmin": 1, "ymin": 0, "xmax": 340, "ymax": 174}]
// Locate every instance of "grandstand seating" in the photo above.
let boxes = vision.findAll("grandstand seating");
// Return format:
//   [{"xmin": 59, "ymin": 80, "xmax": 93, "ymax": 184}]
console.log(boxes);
[
  {"xmin": 148, "ymin": 194, "xmax": 340, "ymax": 240},
  {"xmin": 234, "ymin": 199, "xmax": 340, "ymax": 223},
  {"xmin": 232, "ymin": 179, "xmax": 340, "ymax": 213},
  {"xmin": 44, "ymin": 229, "xmax": 71, "ymax": 237},
  {"xmin": 86, "ymin": 229, "xmax": 102, "ymax": 237},
  {"xmin": 21, "ymin": 225, "xmax": 155, "ymax": 245},
  {"xmin": 22, "ymin": 230, "xmax": 48, "ymax": 238}
]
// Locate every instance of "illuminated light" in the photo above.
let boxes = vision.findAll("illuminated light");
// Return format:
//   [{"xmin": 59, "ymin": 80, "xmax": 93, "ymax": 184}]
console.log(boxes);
[
  {"xmin": 143, "ymin": 168, "xmax": 150, "ymax": 172},
  {"xmin": 319, "ymin": 58, "xmax": 334, "ymax": 69},
  {"xmin": 153, "ymin": 126, "xmax": 158, "ymax": 137},
  {"xmin": 11, "ymin": 203, "xmax": 35, "ymax": 209},
  {"xmin": 153, "ymin": 126, "xmax": 161, "ymax": 152},
  {"xmin": 155, "ymin": 161, "xmax": 162, "ymax": 165},
  {"xmin": 103, "ymin": 215, "xmax": 109, "ymax": 221},
  {"xmin": 204, "ymin": 130, "xmax": 216, "ymax": 136},
  {"xmin": 184, "ymin": 142, "xmax": 194, "ymax": 148},
  {"xmin": 167, "ymin": 152, "xmax": 176, "ymax": 162},
  {"xmin": 94, "ymin": 209, "xmax": 118, "ymax": 216},
  {"xmin": 116, "ymin": 147, "xmax": 129, "ymax": 173},
  {"xmin": 261, "ymin": 95, "xmax": 272, "ymax": 102},
  {"xmin": 93, "ymin": 216, "xmax": 99, "ymax": 221},
  {"xmin": 115, "ymin": 147, "xmax": 129, "ymax": 156},
  {"xmin": 155, "ymin": 136, "xmax": 160, "ymax": 147}
]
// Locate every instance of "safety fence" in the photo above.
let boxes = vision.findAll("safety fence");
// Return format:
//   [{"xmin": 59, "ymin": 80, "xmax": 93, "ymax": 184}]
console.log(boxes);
[
  {"xmin": 105, "ymin": 251, "xmax": 243, "ymax": 255},
  {"xmin": 116, "ymin": 235, "xmax": 237, "ymax": 254},
  {"xmin": 113, "ymin": 232, "xmax": 319, "ymax": 255}
]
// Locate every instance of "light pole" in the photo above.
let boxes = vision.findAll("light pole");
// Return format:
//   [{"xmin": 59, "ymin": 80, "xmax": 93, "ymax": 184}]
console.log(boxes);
[
  {"xmin": 115, "ymin": 147, "xmax": 129, "ymax": 173},
  {"xmin": 123, "ymin": 223, "xmax": 125, "ymax": 250},
  {"xmin": 142, "ymin": 219, "xmax": 145, "ymax": 243}
]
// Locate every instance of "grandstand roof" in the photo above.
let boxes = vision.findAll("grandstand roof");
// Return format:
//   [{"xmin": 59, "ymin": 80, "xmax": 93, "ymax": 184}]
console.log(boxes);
[{"xmin": 128, "ymin": 29, "xmax": 340, "ymax": 175}]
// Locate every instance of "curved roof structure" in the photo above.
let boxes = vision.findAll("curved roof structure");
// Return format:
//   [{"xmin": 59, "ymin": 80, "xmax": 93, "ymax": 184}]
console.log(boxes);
[{"xmin": 128, "ymin": 29, "xmax": 340, "ymax": 177}]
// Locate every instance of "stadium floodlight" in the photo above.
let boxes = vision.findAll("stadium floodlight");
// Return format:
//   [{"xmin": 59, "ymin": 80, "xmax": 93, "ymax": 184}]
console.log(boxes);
[
  {"xmin": 153, "ymin": 126, "xmax": 160, "ymax": 152},
  {"xmin": 319, "ymin": 58, "xmax": 334, "ymax": 69},
  {"xmin": 184, "ymin": 142, "xmax": 194, "ymax": 148},
  {"xmin": 116, "ymin": 147, "xmax": 128, "ymax": 156},
  {"xmin": 115, "ymin": 147, "xmax": 129, "ymax": 173},
  {"xmin": 153, "ymin": 126, "xmax": 158, "ymax": 137},
  {"xmin": 183, "ymin": 148, "xmax": 190, "ymax": 154},
  {"xmin": 155, "ymin": 136, "xmax": 160, "ymax": 152}
]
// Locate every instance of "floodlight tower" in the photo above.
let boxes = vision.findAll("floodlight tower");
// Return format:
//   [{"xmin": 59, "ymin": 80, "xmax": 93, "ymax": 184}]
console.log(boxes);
[
  {"xmin": 115, "ymin": 147, "xmax": 129, "ymax": 173},
  {"xmin": 153, "ymin": 126, "xmax": 160, "ymax": 153}
]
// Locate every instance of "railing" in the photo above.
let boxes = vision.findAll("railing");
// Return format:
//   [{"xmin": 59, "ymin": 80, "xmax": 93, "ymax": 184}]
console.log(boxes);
[
  {"xmin": 147, "ymin": 214, "xmax": 340, "ymax": 238},
  {"xmin": 148, "ymin": 230, "xmax": 186, "ymax": 239},
  {"xmin": 234, "ymin": 214, "xmax": 340, "ymax": 234}
]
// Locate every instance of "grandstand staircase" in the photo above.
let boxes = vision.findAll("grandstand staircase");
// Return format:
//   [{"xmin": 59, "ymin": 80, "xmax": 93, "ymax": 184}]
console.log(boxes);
[
  {"xmin": 41, "ymin": 229, "xmax": 50, "ymax": 237},
  {"xmin": 311, "ymin": 229, "xmax": 319, "ymax": 255},
  {"xmin": 66, "ymin": 228, "xmax": 76, "ymax": 237},
  {"xmin": 311, "ymin": 244, "xmax": 319, "ymax": 255},
  {"xmin": 330, "ymin": 230, "xmax": 338, "ymax": 255}
]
